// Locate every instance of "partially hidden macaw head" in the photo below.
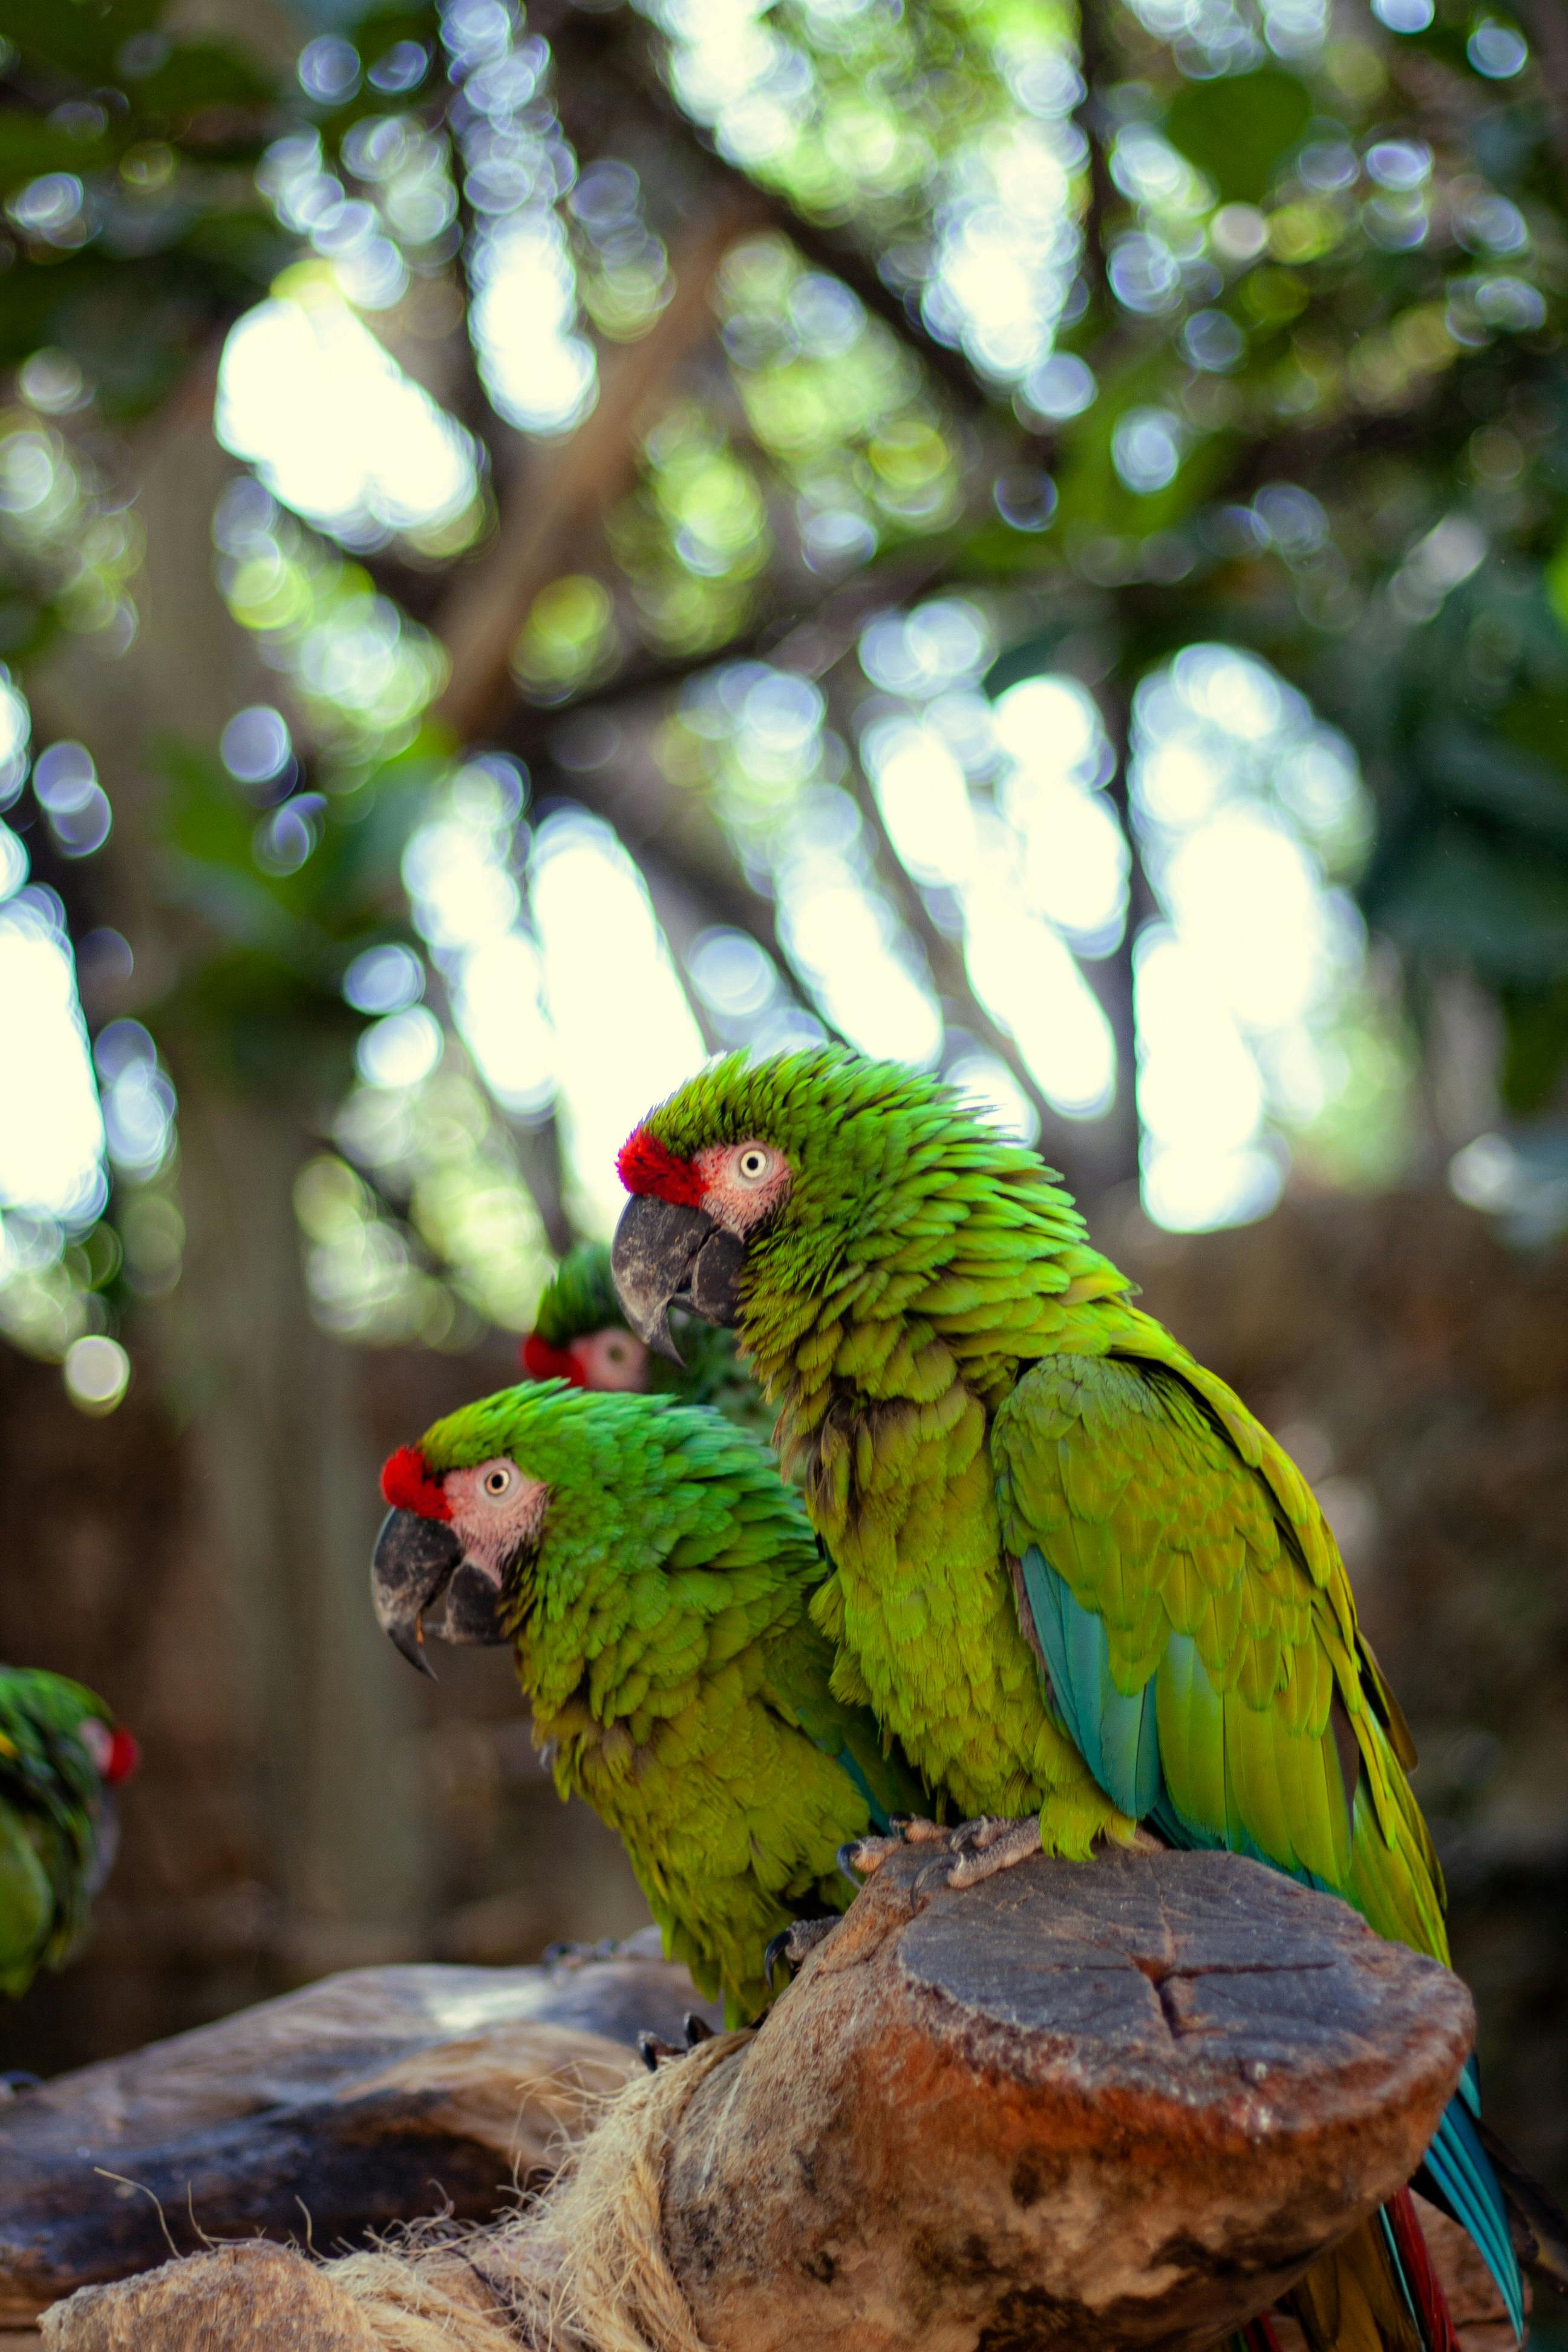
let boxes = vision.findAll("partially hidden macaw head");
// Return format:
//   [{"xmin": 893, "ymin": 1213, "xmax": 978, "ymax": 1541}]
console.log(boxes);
[
  {"xmin": 518, "ymin": 1243, "xmax": 650, "ymax": 1394},
  {"xmin": 0, "ymin": 1673, "xmax": 140, "ymax": 1800},
  {"xmin": 609, "ymin": 1046, "xmax": 1072, "ymax": 1385},
  {"xmin": 74, "ymin": 1716, "xmax": 140, "ymax": 1792},
  {"xmin": 0, "ymin": 1671, "xmax": 141, "ymax": 1906}
]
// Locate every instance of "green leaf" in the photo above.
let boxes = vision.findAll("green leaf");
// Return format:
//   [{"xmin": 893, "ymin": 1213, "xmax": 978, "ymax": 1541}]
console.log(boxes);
[
  {"xmin": 1499, "ymin": 981, "xmax": 1568, "ymax": 1116},
  {"xmin": 1417, "ymin": 720, "xmax": 1568, "ymax": 854},
  {"xmin": 0, "ymin": 111, "xmax": 111, "ymax": 195},
  {"xmin": 1378, "ymin": 825, "xmax": 1568, "ymax": 985},
  {"xmin": 1498, "ymin": 686, "xmax": 1568, "ymax": 780},
  {"xmin": 1, "ymin": 0, "xmax": 162, "ymax": 82},
  {"xmin": 1163, "ymin": 70, "xmax": 1313, "ymax": 207},
  {"xmin": 134, "ymin": 41, "xmax": 276, "ymax": 122}
]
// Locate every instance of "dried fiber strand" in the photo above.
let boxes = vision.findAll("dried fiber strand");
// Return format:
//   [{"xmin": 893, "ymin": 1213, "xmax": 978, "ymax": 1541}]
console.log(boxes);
[{"xmin": 320, "ymin": 2028, "xmax": 751, "ymax": 2352}]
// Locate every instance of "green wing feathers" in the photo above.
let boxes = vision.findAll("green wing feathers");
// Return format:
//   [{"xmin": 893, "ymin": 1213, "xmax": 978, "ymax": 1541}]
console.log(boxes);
[{"xmin": 993, "ymin": 1344, "xmax": 1448, "ymax": 1961}]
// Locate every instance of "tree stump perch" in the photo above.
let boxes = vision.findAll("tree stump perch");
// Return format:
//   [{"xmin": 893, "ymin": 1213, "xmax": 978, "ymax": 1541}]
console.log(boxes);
[
  {"xmin": 663, "ymin": 1843, "xmax": 1475, "ymax": 2352},
  {"xmin": 33, "ymin": 1848, "xmax": 1480, "ymax": 2351}
]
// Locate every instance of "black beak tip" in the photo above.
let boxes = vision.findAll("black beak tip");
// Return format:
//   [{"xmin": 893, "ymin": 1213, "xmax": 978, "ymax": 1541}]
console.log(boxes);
[
  {"xmin": 391, "ymin": 1621, "xmax": 437, "ymax": 1680},
  {"xmin": 613, "ymin": 1192, "xmax": 743, "ymax": 1357},
  {"xmin": 646, "ymin": 1308, "xmax": 685, "ymax": 1367},
  {"xmin": 371, "ymin": 1506, "xmax": 461, "ymax": 1679}
]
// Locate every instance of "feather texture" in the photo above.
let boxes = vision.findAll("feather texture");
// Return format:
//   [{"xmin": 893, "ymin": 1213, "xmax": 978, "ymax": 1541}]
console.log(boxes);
[
  {"xmin": 0, "ymin": 1667, "xmax": 123, "ymax": 1997},
  {"xmin": 633, "ymin": 1047, "xmax": 1526, "ymax": 2337},
  {"xmin": 414, "ymin": 1382, "xmax": 925, "ymax": 2023}
]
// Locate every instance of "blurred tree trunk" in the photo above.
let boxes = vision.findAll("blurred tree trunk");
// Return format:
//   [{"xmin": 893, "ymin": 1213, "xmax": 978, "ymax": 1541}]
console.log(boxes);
[{"xmin": 30, "ymin": 369, "xmax": 428, "ymax": 1977}]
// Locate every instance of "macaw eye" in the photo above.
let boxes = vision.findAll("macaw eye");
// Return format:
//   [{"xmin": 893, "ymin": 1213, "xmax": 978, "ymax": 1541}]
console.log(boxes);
[
  {"xmin": 734, "ymin": 1145, "xmax": 773, "ymax": 1185},
  {"xmin": 483, "ymin": 1466, "xmax": 515, "ymax": 1499}
]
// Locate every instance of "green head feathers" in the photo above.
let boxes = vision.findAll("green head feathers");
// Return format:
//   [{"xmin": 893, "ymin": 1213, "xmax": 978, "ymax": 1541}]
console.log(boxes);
[
  {"xmin": 530, "ymin": 1245, "xmax": 624, "ymax": 1351},
  {"xmin": 618, "ymin": 1047, "xmax": 1128, "ymax": 1399},
  {"xmin": 416, "ymin": 1382, "xmax": 818, "ymax": 1682}
]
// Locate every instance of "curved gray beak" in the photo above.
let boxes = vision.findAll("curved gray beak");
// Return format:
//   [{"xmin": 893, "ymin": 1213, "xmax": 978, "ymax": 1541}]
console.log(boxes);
[
  {"xmin": 611, "ymin": 1196, "xmax": 747, "ymax": 1362},
  {"xmin": 372, "ymin": 1508, "xmax": 508, "ymax": 1678}
]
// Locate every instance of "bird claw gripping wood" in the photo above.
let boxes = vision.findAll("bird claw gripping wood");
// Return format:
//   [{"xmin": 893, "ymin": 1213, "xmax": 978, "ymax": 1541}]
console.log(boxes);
[
  {"xmin": 940, "ymin": 1817, "xmax": 1161, "ymax": 1889},
  {"xmin": 838, "ymin": 1816, "xmax": 950, "ymax": 1884},
  {"xmin": 944, "ymin": 1816, "xmax": 1044, "ymax": 1889},
  {"xmin": 763, "ymin": 1916, "xmax": 838, "ymax": 1990},
  {"xmin": 639, "ymin": 2014, "xmax": 718, "ymax": 2071}
]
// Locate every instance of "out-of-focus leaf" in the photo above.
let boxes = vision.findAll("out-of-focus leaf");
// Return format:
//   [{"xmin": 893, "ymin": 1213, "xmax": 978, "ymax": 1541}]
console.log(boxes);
[
  {"xmin": 1376, "ymin": 825, "xmax": 1568, "ymax": 984},
  {"xmin": 982, "ymin": 622, "xmax": 1076, "ymax": 699},
  {"xmin": 0, "ymin": 0, "xmax": 161, "ymax": 80},
  {"xmin": 1416, "ymin": 721, "xmax": 1568, "ymax": 852},
  {"xmin": 1163, "ymin": 70, "xmax": 1313, "ymax": 207},
  {"xmin": 1499, "ymin": 686, "xmax": 1568, "ymax": 780},
  {"xmin": 148, "ymin": 745, "xmax": 430, "ymax": 1091},
  {"xmin": 1500, "ymin": 980, "xmax": 1568, "ymax": 1116},
  {"xmin": 0, "ymin": 112, "xmax": 113, "ymax": 193},
  {"xmin": 132, "ymin": 42, "xmax": 275, "ymax": 120}
]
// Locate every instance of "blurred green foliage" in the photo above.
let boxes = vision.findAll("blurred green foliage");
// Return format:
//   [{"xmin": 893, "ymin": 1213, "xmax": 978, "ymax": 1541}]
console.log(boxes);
[{"xmin": 2, "ymin": 0, "xmax": 1568, "ymax": 1386}]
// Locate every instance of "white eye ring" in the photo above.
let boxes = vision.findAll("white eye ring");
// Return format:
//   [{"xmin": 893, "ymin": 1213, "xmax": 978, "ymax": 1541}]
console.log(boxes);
[
  {"xmin": 483, "ymin": 1466, "xmax": 514, "ymax": 1499},
  {"xmin": 735, "ymin": 1147, "xmax": 771, "ymax": 1184}
]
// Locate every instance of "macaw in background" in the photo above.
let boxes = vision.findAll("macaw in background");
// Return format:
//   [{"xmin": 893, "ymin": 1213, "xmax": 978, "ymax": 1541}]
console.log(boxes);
[
  {"xmin": 371, "ymin": 1381, "xmax": 924, "ymax": 2025},
  {"xmin": 611, "ymin": 1046, "xmax": 1560, "ymax": 2352},
  {"xmin": 0, "ymin": 1668, "xmax": 138, "ymax": 1999},
  {"xmin": 520, "ymin": 1241, "xmax": 774, "ymax": 1444}
]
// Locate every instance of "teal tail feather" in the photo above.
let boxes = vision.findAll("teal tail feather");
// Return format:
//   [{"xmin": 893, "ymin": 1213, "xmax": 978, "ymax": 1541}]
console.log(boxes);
[{"xmin": 1416, "ymin": 2065, "xmax": 1523, "ymax": 2339}]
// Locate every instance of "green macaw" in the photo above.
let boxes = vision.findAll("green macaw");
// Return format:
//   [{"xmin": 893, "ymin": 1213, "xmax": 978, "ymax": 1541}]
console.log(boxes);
[
  {"xmin": 370, "ymin": 1381, "xmax": 924, "ymax": 2024},
  {"xmin": 520, "ymin": 1242, "xmax": 773, "ymax": 1442},
  {"xmin": 610, "ymin": 1046, "xmax": 1536, "ymax": 2352},
  {"xmin": 0, "ymin": 1667, "xmax": 138, "ymax": 1998}
]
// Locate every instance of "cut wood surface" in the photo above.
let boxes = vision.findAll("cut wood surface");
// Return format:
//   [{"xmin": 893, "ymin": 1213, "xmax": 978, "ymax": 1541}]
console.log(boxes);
[
  {"xmin": 0, "ymin": 1938, "xmax": 718, "ymax": 2325},
  {"xmin": 37, "ymin": 1847, "xmax": 1478, "ymax": 2352},
  {"xmin": 664, "ymin": 1843, "xmax": 1475, "ymax": 2352}
]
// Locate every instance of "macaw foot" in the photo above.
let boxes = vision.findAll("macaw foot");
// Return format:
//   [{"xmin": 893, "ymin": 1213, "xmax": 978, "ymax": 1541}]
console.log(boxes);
[
  {"xmin": 946, "ymin": 1816, "xmax": 1164, "ymax": 1887},
  {"xmin": 637, "ymin": 2011, "xmax": 715, "ymax": 2072},
  {"xmin": 944, "ymin": 1814, "xmax": 1044, "ymax": 1889},
  {"xmin": 763, "ymin": 1914, "xmax": 838, "ymax": 1991},
  {"xmin": 837, "ymin": 1815, "xmax": 950, "ymax": 1883},
  {"xmin": 842, "ymin": 1812, "xmax": 1042, "ymax": 1891}
]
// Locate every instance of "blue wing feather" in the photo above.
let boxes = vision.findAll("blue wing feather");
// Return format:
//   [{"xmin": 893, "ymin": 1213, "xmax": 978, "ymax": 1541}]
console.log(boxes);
[{"xmin": 1022, "ymin": 1546, "xmax": 1161, "ymax": 1820}]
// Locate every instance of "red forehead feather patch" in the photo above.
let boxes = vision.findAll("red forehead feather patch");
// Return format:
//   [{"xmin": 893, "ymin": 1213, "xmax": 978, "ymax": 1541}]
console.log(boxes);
[
  {"xmin": 521, "ymin": 1333, "xmax": 586, "ymax": 1386},
  {"xmin": 616, "ymin": 1127, "xmax": 708, "ymax": 1207},
  {"xmin": 381, "ymin": 1445, "xmax": 452, "ymax": 1521}
]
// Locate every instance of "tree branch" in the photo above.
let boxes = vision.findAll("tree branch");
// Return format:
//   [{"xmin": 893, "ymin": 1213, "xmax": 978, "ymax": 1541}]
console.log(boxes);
[
  {"xmin": 434, "ymin": 200, "xmax": 764, "ymax": 745},
  {"xmin": 550, "ymin": 9, "xmax": 1005, "ymax": 420}
]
